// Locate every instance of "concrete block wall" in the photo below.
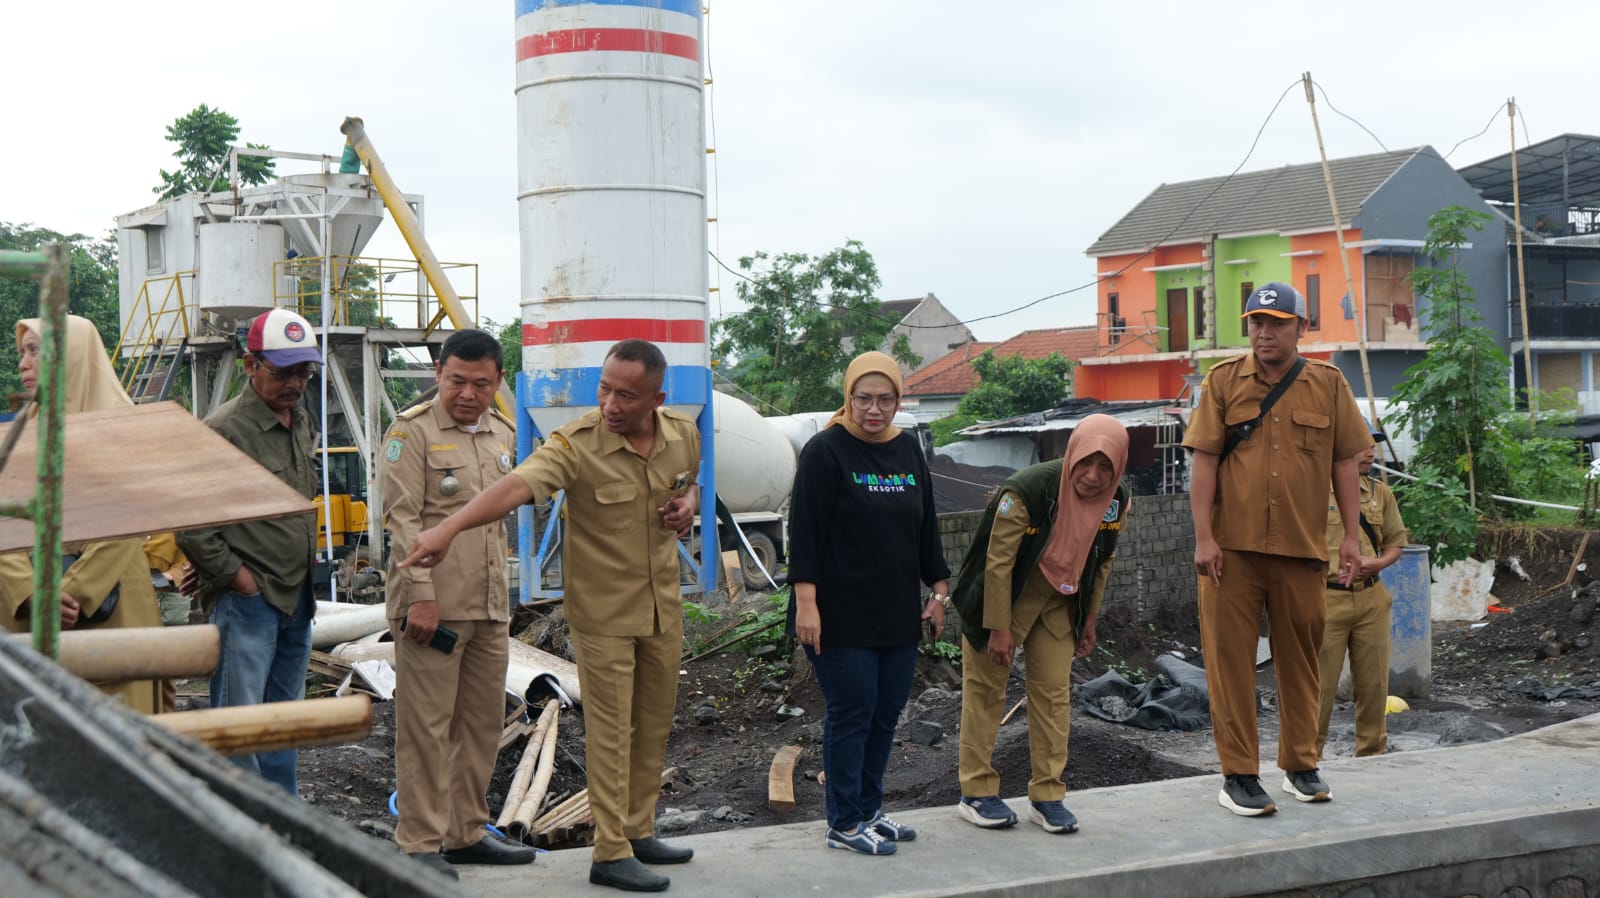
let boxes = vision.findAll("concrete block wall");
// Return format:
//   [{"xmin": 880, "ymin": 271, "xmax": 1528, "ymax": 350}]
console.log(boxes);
[{"xmin": 936, "ymin": 492, "xmax": 1196, "ymax": 621}]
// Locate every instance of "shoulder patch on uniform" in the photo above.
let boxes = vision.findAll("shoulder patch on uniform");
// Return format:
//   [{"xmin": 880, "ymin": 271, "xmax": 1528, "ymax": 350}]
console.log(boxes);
[
  {"xmin": 550, "ymin": 431, "xmax": 573, "ymax": 452},
  {"xmin": 384, "ymin": 438, "xmax": 405, "ymax": 463},
  {"xmin": 1102, "ymin": 498, "xmax": 1120, "ymax": 523},
  {"xmin": 997, "ymin": 494, "xmax": 1016, "ymax": 516},
  {"xmin": 396, "ymin": 402, "xmax": 428, "ymax": 420}
]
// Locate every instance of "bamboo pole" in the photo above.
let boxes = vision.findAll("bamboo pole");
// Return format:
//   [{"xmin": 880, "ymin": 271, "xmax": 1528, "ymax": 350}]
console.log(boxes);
[
  {"xmin": 153, "ymin": 695, "xmax": 374, "ymax": 756},
  {"xmin": 496, "ymin": 699, "xmax": 560, "ymax": 829},
  {"xmin": 1302, "ymin": 73, "xmax": 1385, "ymax": 470},
  {"xmin": 1507, "ymin": 98, "xmax": 1538, "ymax": 430},
  {"xmin": 509, "ymin": 706, "xmax": 561, "ymax": 834},
  {"xmin": 18, "ymin": 624, "xmax": 220, "ymax": 683},
  {"xmin": 32, "ymin": 245, "xmax": 70, "ymax": 660}
]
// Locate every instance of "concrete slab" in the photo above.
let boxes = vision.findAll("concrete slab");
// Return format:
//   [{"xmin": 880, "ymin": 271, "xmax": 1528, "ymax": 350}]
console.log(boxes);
[{"xmin": 459, "ymin": 713, "xmax": 1600, "ymax": 897}]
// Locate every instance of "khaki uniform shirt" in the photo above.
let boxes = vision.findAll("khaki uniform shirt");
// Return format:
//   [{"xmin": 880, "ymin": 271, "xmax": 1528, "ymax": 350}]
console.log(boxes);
[
  {"xmin": 1182, "ymin": 353, "xmax": 1371, "ymax": 561},
  {"xmin": 512, "ymin": 408, "xmax": 701, "ymax": 637},
  {"xmin": 177, "ymin": 385, "xmax": 318, "ymax": 616},
  {"xmin": 382, "ymin": 399, "xmax": 516, "ymax": 622},
  {"xmin": 1324, "ymin": 475, "xmax": 1409, "ymax": 564},
  {"xmin": 983, "ymin": 490, "xmax": 1117, "ymax": 636}
]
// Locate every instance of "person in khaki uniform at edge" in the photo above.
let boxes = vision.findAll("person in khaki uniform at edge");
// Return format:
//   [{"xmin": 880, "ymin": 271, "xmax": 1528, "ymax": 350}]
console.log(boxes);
[
  {"xmin": 399, "ymin": 338, "xmax": 701, "ymax": 893},
  {"xmin": 380, "ymin": 329, "xmax": 535, "ymax": 880},
  {"xmin": 1183, "ymin": 282, "xmax": 1371, "ymax": 818},
  {"xmin": 1315, "ymin": 426, "xmax": 1409, "ymax": 760}
]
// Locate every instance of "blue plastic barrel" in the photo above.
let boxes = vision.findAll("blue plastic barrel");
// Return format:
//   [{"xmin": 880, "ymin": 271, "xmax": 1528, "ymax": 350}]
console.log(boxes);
[{"xmin": 1380, "ymin": 544, "xmax": 1431, "ymax": 698}]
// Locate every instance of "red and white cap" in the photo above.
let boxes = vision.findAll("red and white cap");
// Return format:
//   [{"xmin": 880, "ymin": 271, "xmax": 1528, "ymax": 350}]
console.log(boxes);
[{"xmin": 246, "ymin": 309, "xmax": 323, "ymax": 367}]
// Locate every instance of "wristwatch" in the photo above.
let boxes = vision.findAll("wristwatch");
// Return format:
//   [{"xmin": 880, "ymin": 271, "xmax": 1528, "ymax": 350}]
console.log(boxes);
[{"xmin": 929, "ymin": 592, "xmax": 951, "ymax": 609}]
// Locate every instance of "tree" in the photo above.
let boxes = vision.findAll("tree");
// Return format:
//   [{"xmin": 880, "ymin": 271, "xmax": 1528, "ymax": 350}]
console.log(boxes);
[
  {"xmin": 1388, "ymin": 205, "xmax": 1581, "ymax": 562},
  {"xmin": 930, "ymin": 351, "xmax": 1074, "ymax": 445},
  {"xmin": 712, "ymin": 240, "xmax": 918, "ymax": 412},
  {"xmin": 155, "ymin": 104, "xmax": 275, "ymax": 199},
  {"xmin": 0, "ymin": 223, "xmax": 121, "ymax": 402},
  {"xmin": 488, "ymin": 317, "xmax": 523, "ymax": 385}
]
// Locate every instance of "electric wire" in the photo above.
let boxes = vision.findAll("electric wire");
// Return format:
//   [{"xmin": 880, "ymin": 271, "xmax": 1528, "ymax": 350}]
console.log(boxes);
[
  {"xmin": 709, "ymin": 78, "xmax": 1305, "ymax": 334},
  {"xmin": 1312, "ymin": 81, "xmax": 1389, "ymax": 153},
  {"xmin": 1444, "ymin": 105, "xmax": 1503, "ymax": 160}
]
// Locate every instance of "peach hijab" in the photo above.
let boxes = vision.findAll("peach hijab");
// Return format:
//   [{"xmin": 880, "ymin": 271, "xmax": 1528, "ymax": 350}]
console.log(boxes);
[
  {"xmin": 823, "ymin": 351, "xmax": 903, "ymax": 445},
  {"xmin": 1037, "ymin": 414, "xmax": 1129, "ymax": 595}
]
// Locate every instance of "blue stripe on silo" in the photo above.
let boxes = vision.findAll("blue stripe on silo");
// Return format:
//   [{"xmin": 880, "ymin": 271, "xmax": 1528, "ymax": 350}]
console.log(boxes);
[{"xmin": 515, "ymin": 0, "xmax": 700, "ymax": 19}]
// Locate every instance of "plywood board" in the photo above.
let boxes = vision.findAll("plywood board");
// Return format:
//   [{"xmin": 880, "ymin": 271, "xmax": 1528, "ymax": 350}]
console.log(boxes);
[{"xmin": 0, "ymin": 401, "xmax": 313, "ymax": 554}]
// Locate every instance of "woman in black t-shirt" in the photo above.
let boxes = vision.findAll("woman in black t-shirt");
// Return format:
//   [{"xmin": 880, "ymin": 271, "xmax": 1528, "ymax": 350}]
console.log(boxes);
[{"xmin": 788, "ymin": 351, "xmax": 951, "ymax": 856}]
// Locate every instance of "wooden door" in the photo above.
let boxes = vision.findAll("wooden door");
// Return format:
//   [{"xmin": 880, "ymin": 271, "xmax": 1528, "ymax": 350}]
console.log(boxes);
[{"xmin": 1166, "ymin": 288, "xmax": 1189, "ymax": 352}]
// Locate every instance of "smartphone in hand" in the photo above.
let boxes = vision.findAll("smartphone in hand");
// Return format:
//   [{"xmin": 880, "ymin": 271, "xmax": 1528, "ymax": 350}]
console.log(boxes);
[{"xmin": 401, "ymin": 613, "xmax": 459, "ymax": 654}]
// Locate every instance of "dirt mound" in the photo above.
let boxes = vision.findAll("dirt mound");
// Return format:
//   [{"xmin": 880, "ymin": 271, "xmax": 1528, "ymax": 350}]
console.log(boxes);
[{"xmin": 929, "ymin": 454, "xmax": 1013, "ymax": 514}]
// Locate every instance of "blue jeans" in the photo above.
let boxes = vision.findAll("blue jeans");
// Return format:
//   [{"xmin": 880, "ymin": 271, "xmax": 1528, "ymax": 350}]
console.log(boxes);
[
  {"xmin": 804, "ymin": 642, "xmax": 918, "ymax": 832},
  {"xmin": 209, "ymin": 584, "xmax": 313, "ymax": 795}
]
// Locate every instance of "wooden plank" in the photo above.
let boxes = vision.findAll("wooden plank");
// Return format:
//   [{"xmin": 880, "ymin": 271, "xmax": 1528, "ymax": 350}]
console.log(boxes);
[
  {"xmin": 767, "ymin": 745, "xmax": 802, "ymax": 812},
  {"xmin": 1561, "ymin": 531, "xmax": 1593, "ymax": 588},
  {"xmin": 0, "ymin": 402, "xmax": 313, "ymax": 554}
]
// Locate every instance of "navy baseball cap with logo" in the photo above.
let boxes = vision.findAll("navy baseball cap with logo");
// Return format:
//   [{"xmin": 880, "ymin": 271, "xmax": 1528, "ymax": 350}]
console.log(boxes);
[
  {"xmin": 1241, "ymin": 282, "xmax": 1307, "ymax": 320},
  {"xmin": 246, "ymin": 308, "xmax": 323, "ymax": 367}
]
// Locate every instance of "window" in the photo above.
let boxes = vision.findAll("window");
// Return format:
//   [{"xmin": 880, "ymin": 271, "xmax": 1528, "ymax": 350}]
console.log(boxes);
[
  {"xmin": 1107, "ymin": 292, "xmax": 1123, "ymax": 344},
  {"xmin": 1239, "ymin": 282, "xmax": 1253, "ymax": 337},
  {"xmin": 1305, "ymin": 275, "xmax": 1321, "ymax": 330},
  {"xmin": 1193, "ymin": 287, "xmax": 1207, "ymax": 339},
  {"xmin": 144, "ymin": 227, "xmax": 166, "ymax": 274}
]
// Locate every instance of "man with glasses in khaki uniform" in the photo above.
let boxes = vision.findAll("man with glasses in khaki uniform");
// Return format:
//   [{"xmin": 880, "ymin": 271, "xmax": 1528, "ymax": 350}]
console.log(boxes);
[
  {"xmin": 381, "ymin": 329, "xmax": 533, "ymax": 879},
  {"xmin": 1183, "ymin": 283, "xmax": 1371, "ymax": 817},
  {"xmin": 399, "ymin": 338, "xmax": 701, "ymax": 893}
]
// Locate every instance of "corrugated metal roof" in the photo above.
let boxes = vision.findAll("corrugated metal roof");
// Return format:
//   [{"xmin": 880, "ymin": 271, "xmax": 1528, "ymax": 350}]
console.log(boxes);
[
  {"xmin": 957, "ymin": 398, "xmax": 1177, "ymax": 436},
  {"xmin": 1085, "ymin": 148, "xmax": 1426, "ymax": 257}
]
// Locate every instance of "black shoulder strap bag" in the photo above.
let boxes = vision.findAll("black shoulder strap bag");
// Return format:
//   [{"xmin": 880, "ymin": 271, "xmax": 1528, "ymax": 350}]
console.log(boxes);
[{"xmin": 1218, "ymin": 357, "xmax": 1305, "ymax": 463}]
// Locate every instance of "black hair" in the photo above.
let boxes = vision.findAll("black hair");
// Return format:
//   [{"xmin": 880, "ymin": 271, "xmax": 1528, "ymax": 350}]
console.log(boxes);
[
  {"xmin": 604, "ymin": 338, "xmax": 667, "ymax": 389},
  {"xmin": 439, "ymin": 328, "xmax": 503, "ymax": 372}
]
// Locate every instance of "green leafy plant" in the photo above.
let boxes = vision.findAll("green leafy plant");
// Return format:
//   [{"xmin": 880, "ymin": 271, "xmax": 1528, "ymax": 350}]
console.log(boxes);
[
  {"xmin": 1391, "ymin": 462, "xmax": 1479, "ymax": 566},
  {"xmin": 155, "ymin": 105, "xmax": 275, "ymax": 199},
  {"xmin": 930, "ymin": 350, "xmax": 1074, "ymax": 446},
  {"xmin": 682, "ymin": 601, "xmax": 723, "ymax": 628},
  {"xmin": 919, "ymin": 639, "xmax": 962, "ymax": 664}
]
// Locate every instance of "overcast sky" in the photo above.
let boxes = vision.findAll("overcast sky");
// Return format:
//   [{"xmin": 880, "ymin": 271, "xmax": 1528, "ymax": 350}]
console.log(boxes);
[{"xmin": 3, "ymin": 1, "xmax": 1594, "ymax": 344}]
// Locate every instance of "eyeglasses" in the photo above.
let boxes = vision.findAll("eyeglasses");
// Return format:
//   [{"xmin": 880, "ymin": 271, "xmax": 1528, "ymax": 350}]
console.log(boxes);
[
  {"xmin": 259, "ymin": 361, "xmax": 319, "ymax": 383},
  {"xmin": 849, "ymin": 393, "xmax": 898, "ymax": 412}
]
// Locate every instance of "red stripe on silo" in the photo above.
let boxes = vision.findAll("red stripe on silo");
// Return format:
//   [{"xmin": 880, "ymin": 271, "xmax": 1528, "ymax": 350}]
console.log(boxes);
[
  {"xmin": 516, "ymin": 28, "xmax": 699, "ymax": 62},
  {"xmin": 522, "ymin": 318, "xmax": 707, "ymax": 346}
]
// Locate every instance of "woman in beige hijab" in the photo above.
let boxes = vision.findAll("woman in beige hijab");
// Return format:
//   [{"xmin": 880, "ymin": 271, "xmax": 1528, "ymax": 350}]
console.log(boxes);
[
  {"xmin": 786, "ymin": 351, "xmax": 951, "ymax": 855},
  {"xmin": 0, "ymin": 315, "xmax": 165, "ymax": 713}
]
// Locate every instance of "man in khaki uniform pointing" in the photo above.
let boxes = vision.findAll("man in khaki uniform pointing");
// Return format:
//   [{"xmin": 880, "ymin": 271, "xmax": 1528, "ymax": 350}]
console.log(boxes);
[
  {"xmin": 382, "ymin": 329, "xmax": 533, "ymax": 878},
  {"xmin": 400, "ymin": 338, "xmax": 702, "ymax": 893}
]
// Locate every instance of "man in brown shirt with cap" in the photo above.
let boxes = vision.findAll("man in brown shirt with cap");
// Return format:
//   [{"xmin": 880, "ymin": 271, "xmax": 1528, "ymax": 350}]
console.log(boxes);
[
  {"xmin": 381, "ymin": 329, "xmax": 533, "ymax": 879},
  {"xmin": 399, "ymin": 338, "xmax": 701, "ymax": 893},
  {"xmin": 1182, "ymin": 282, "xmax": 1370, "ymax": 817}
]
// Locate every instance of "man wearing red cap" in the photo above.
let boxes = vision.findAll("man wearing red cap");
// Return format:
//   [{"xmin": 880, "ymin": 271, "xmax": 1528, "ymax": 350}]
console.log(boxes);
[
  {"xmin": 1183, "ymin": 282, "xmax": 1370, "ymax": 817},
  {"xmin": 178, "ymin": 308, "xmax": 323, "ymax": 795}
]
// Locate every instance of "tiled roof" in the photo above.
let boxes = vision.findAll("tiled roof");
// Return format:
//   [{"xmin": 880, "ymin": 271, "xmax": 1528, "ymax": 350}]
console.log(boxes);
[
  {"xmin": 1085, "ymin": 148, "xmax": 1426, "ymax": 256},
  {"xmin": 904, "ymin": 326, "xmax": 1098, "ymax": 397},
  {"xmin": 903, "ymin": 340, "xmax": 998, "ymax": 396}
]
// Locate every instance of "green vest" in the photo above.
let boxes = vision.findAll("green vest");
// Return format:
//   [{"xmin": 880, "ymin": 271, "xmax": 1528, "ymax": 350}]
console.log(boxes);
[{"xmin": 951, "ymin": 459, "xmax": 1128, "ymax": 649}]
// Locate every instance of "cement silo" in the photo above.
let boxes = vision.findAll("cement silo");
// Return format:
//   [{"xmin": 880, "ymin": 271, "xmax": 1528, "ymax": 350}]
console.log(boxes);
[{"xmin": 513, "ymin": 0, "xmax": 714, "ymax": 598}]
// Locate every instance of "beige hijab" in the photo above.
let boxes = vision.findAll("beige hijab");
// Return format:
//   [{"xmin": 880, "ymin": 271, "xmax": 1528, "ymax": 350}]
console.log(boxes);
[
  {"xmin": 1037, "ymin": 414, "xmax": 1129, "ymax": 595},
  {"xmin": 823, "ymin": 351, "xmax": 903, "ymax": 444},
  {"xmin": 17, "ymin": 316, "xmax": 134, "ymax": 414}
]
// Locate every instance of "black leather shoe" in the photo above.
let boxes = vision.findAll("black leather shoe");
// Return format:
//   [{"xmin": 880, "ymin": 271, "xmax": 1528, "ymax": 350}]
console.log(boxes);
[
  {"xmin": 407, "ymin": 851, "xmax": 460, "ymax": 881},
  {"xmin": 590, "ymin": 857, "xmax": 670, "ymax": 892},
  {"xmin": 630, "ymin": 835, "xmax": 694, "ymax": 865},
  {"xmin": 441, "ymin": 834, "xmax": 536, "ymax": 865}
]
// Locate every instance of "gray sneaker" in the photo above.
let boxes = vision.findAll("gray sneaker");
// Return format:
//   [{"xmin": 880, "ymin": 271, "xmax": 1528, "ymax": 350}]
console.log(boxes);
[
  {"xmin": 1282, "ymin": 768, "xmax": 1332, "ymax": 802},
  {"xmin": 1218, "ymin": 774, "xmax": 1277, "ymax": 817},
  {"xmin": 957, "ymin": 795, "xmax": 1018, "ymax": 828}
]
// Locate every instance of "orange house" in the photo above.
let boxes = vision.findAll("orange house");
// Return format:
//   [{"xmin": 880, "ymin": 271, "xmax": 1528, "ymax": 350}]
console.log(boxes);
[{"xmin": 1076, "ymin": 147, "xmax": 1507, "ymax": 403}]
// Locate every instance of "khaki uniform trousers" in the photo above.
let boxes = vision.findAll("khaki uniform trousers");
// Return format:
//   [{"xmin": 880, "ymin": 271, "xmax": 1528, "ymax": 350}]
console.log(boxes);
[
  {"xmin": 1316, "ymin": 582, "xmax": 1391, "ymax": 758},
  {"xmin": 391, "ymin": 617, "xmax": 510, "ymax": 853},
  {"xmin": 571, "ymin": 616, "xmax": 683, "ymax": 862},
  {"xmin": 958, "ymin": 585, "xmax": 1078, "ymax": 801},
  {"xmin": 1198, "ymin": 549, "xmax": 1325, "ymax": 775}
]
